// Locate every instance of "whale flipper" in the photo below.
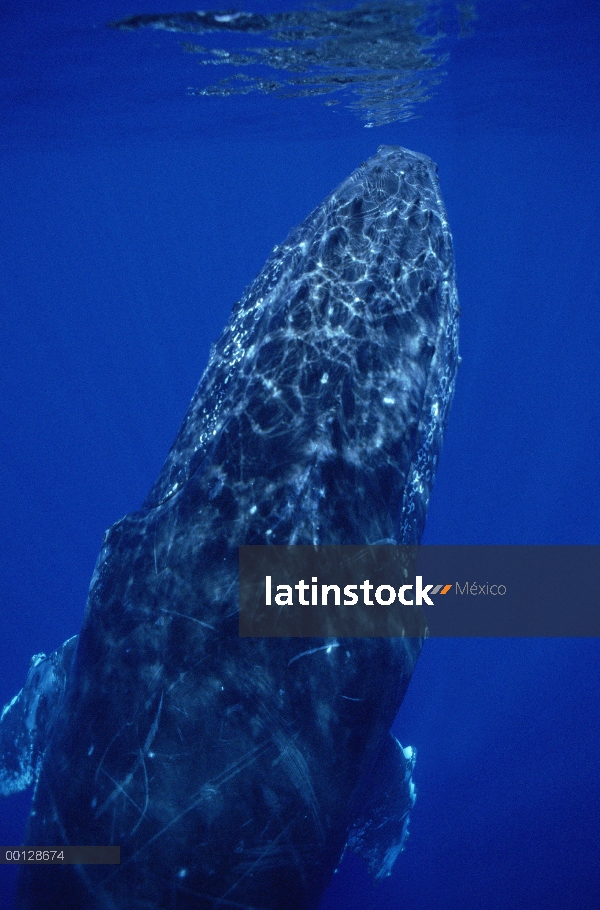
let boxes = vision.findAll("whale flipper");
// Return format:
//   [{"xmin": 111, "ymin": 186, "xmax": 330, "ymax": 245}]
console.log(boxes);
[
  {"xmin": 0, "ymin": 636, "xmax": 77, "ymax": 797},
  {"xmin": 346, "ymin": 734, "xmax": 417, "ymax": 881},
  {"xmin": 1, "ymin": 145, "xmax": 459, "ymax": 910}
]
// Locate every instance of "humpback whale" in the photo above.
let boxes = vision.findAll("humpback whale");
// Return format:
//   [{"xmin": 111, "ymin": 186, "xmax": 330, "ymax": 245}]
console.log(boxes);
[{"xmin": 0, "ymin": 145, "xmax": 459, "ymax": 909}]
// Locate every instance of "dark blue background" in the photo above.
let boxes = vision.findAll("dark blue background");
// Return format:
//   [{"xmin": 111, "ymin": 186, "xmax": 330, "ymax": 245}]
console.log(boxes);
[{"xmin": 1, "ymin": 0, "xmax": 599, "ymax": 907}]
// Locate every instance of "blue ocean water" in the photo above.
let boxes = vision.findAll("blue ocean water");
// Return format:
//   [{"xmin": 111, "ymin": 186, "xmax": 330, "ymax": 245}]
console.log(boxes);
[{"xmin": 1, "ymin": 0, "xmax": 599, "ymax": 907}]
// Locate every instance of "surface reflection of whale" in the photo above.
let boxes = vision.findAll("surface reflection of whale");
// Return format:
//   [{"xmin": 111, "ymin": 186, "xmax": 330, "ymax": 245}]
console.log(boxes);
[{"xmin": 0, "ymin": 145, "xmax": 459, "ymax": 909}]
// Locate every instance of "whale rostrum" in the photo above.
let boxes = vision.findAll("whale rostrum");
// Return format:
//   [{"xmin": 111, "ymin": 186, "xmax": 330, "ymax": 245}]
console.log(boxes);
[{"xmin": 1, "ymin": 145, "xmax": 459, "ymax": 909}]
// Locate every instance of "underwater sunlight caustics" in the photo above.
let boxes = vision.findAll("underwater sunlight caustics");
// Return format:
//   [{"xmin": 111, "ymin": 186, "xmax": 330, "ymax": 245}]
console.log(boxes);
[{"xmin": 0, "ymin": 146, "xmax": 459, "ymax": 909}]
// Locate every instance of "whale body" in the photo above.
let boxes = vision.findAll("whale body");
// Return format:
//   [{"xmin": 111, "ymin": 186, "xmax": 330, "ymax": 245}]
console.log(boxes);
[{"xmin": 1, "ymin": 145, "xmax": 459, "ymax": 909}]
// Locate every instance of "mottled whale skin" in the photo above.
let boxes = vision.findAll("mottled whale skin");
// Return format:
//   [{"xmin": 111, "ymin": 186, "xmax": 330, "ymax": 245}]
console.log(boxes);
[{"xmin": 2, "ymin": 145, "xmax": 459, "ymax": 909}]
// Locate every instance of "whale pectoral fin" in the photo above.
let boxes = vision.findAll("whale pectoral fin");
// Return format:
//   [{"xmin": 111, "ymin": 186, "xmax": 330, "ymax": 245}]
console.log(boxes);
[
  {"xmin": 345, "ymin": 733, "xmax": 417, "ymax": 882},
  {"xmin": 0, "ymin": 635, "xmax": 78, "ymax": 797}
]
